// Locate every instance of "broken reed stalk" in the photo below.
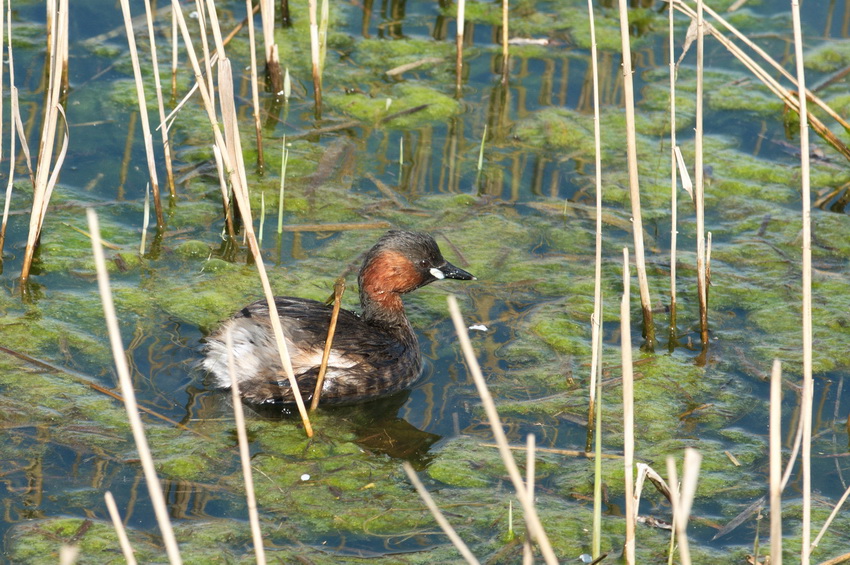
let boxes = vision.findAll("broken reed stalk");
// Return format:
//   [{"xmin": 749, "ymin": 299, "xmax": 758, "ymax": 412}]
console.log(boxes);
[
  {"xmin": 616, "ymin": 0, "xmax": 654, "ymax": 350},
  {"xmin": 665, "ymin": 455, "xmax": 687, "ymax": 565},
  {"xmin": 699, "ymin": 2, "xmax": 849, "ymax": 132},
  {"xmin": 259, "ymin": 0, "xmax": 282, "ymax": 95},
  {"xmin": 246, "ymin": 0, "xmax": 264, "ymax": 170},
  {"xmin": 791, "ymin": 2, "xmax": 813, "ymax": 563},
  {"xmin": 319, "ymin": 0, "xmax": 328, "ymax": 74},
  {"xmin": 455, "ymin": 0, "xmax": 465, "ymax": 96},
  {"xmin": 812, "ymin": 480, "xmax": 850, "ymax": 551},
  {"xmin": 308, "ymin": 0, "xmax": 322, "ymax": 118},
  {"xmin": 170, "ymin": 0, "xmax": 313, "ymax": 436},
  {"xmin": 403, "ymin": 462, "xmax": 481, "ymax": 565},
  {"xmin": 87, "ymin": 209, "xmax": 183, "ymax": 565},
  {"xmin": 620, "ymin": 248, "xmax": 635, "ymax": 565},
  {"xmin": 671, "ymin": 1, "xmax": 850, "ymax": 164},
  {"xmin": 584, "ymin": 0, "xmax": 603, "ymax": 455},
  {"xmin": 59, "ymin": 546, "xmax": 78, "ymax": 565},
  {"xmin": 20, "ymin": 0, "xmax": 68, "ymax": 287},
  {"xmin": 139, "ymin": 183, "xmax": 150, "ymax": 253},
  {"xmin": 225, "ymin": 330, "xmax": 267, "ymax": 565},
  {"xmin": 447, "ymin": 295, "xmax": 558, "ymax": 565},
  {"xmin": 310, "ymin": 277, "xmax": 345, "ymax": 410},
  {"xmin": 104, "ymin": 491, "xmax": 138, "ymax": 565},
  {"xmin": 694, "ymin": 0, "xmax": 708, "ymax": 347},
  {"xmin": 119, "ymin": 0, "xmax": 164, "ymax": 229},
  {"xmin": 780, "ymin": 398, "xmax": 804, "ymax": 491},
  {"xmin": 58, "ymin": 1, "xmax": 68, "ymax": 100},
  {"xmin": 141, "ymin": 0, "xmax": 175, "ymax": 198},
  {"xmin": 668, "ymin": 0, "xmax": 678, "ymax": 349},
  {"xmin": 681, "ymin": 450, "xmax": 702, "ymax": 561},
  {"xmin": 769, "ymin": 359, "xmax": 782, "ymax": 565}
]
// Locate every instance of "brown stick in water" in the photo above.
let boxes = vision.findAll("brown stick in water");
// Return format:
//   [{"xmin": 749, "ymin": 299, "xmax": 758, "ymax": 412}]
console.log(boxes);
[{"xmin": 310, "ymin": 276, "xmax": 346, "ymax": 410}]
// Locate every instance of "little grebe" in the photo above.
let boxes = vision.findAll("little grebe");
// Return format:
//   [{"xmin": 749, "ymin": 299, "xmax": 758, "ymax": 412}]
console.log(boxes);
[{"xmin": 202, "ymin": 231, "xmax": 475, "ymax": 405}]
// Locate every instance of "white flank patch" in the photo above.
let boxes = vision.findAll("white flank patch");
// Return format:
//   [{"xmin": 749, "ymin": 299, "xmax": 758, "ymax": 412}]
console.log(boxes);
[{"xmin": 429, "ymin": 267, "xmax": 445, "ymax": 279}]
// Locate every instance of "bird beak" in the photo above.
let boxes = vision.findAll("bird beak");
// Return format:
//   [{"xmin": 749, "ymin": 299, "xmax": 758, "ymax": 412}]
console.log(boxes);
[{"xmin": 433, "ymin": 261, "xmax": 476, "ymax": 281}]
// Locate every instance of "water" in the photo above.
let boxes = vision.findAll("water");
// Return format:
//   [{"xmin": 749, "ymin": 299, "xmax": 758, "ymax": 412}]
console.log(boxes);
[{"xmin": 1, "ymin": 0, "xmax": 850, "ymax": 562}]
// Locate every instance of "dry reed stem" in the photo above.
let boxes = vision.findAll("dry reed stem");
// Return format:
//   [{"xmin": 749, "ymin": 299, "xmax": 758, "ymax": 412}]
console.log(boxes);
[
  {"xmin": 170, "ymin": 9, "xmax": 178, "ymax": 101},
  {"xmin": 104, "ymin": 491, "xmax": 138, "ymax": 565},
  {"xmin": 119, "ymin": 0, "xmax": 164, "ymax": 228},
  {"xmin": 310, "ymin": 277, "xmax": 345, "ymax": 410},
  {"xmin": 585, "ymin": 0, "xmax": 603, "ymax": 456},
  {"xmin": 769, "ymin": 359, "xmax": 782, "ymax": 565},
  {"xmin": 141, "ymin": 0, "xmax": 175, "ymax": 198},
  {"xmin": 246, "ymin": 0, "xmax": 264, "ymax": 170},
  {"xmin": 591, "ymin": 325, "xmax": 604, "ymax": 559},
  {"xmin": 13, "ymin": 89, "xmax": 33, "ymax": 186},
  {"xmin": 212, "ymin": 145, "xmax": 236, "ymax": 240},
  {"xmin": 170, "ymin": 0, "xmax": 313, "ymax": 435},
  {"xmin": 616, "ymin": 0, "xmax": 654, "ymax": 349},
  {"xmin": 671, "ymin": 0, "xmax": 850, "ymax": 163},
  {"xmin": 524, "ymin": 433, "xmax": 535, "ymax": 561},
  {"xmin": 455, "ymin": 0, "xmax": 465, "ymax": 96},
  {"xmin": 309, "ymin": 0, "xmax": 322, "ymax": 117},
  {"xmin": 501, "ymin": 0, "xmax": 508, "ymax": 78},
  {"xmin": 694, "ymin": 0, "xmax": 708, "ymax": 346},
  {"xmin": 812, "ymin": 485, "xmax": 850, "ymax": 551},
  {"xmin": 58, "ymin": 0, "xmax": 68, "ymax": 98},
  {"xmin": 260, "ymin": 0, "xmax": 273, "ymax": 62},
  {"xmin": 668, "ymin": 1, "xmax": 678, "ymax": 345},
  {"xmin": 402, "ymin": 462, "xmax": 481, "ymax": 564},
  {"xmin": 20, "ymin": 0, "xmax": 67, "ymax": 285},
  {"xmin": 620, "ymin": 248, "xmax": 635, "ymax": 564},
  {"xmin": 447, "ymin": 295, "xmax": 558, "ymax": 565},
  {"xmin": 791, "ymin": 2, "xmax": 813, "ymax": 562},
  {"xmin": 140, "ymin": 183, "xmax": 150, "ymax": 253},
  {"xmin": 780, "ymin": 401, "xmax": 804, "ymax": 491},
  {"xmin": 819, "ymin": 551, "xmax": 850, "ymax": 565},
  {"xmin": 194, "ymin": 0, "xmax": 215, "ymax": 107},
  {"xmin": 279, "ymin": 221, "xmax": 393, "ymax": 232},
  {"xmin": 225, "ymin": 330, "xmax": 267, "ymax": 565},
  {"xmin": 0, "ymin": 9, "xmax": 14, "ymax": 256},
  {"xmin": 665, "ymin": 456, "xmax": 687, "ymax": 565},
  {"xmin": 680, "ymin": 449, "xmax": 702, "ymax": 564},
  {"xmin": 87, "ymin": 209, "xmax": 183, "ymax": 565},
  {"xmin": 525, "ymin": 433, "xmax": 535, "ymax": 499},
  {"xmin": 319, "ymin": 0, "xmax": 328, "ymax": 73},
  {"xmin": 259, "ymin": 0, "xmax": 282, "ymax": 94},
  {"xmin": 699, "ymin": 2, "xmax": 849, "ymax": 132},
  {"xmin": 59, "ymin": 546, "xmax": 78, "ymax": 565}
]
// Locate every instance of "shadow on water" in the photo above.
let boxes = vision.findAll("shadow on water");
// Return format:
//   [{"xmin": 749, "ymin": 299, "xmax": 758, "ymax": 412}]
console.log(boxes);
[{"xmin": 245, "ymin": 392, "xmax": 442, "ymax": 468}]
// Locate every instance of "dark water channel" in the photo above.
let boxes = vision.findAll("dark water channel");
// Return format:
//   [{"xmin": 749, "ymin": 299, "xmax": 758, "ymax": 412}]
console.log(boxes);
[{"xmin": 1, "ymin": 0, "xmax": 850, "ymax": 562}]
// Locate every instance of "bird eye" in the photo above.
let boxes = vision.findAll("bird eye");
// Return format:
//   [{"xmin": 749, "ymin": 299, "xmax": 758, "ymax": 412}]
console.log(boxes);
[{"xmin": 419, "ymin": 259, "xmax": 429, "ymax": 268}]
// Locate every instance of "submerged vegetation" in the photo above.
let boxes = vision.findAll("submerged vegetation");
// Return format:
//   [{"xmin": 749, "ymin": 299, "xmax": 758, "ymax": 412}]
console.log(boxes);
[{"xmin": 0, "ymin": 0, "xmax": 849, "ymax": 563}]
